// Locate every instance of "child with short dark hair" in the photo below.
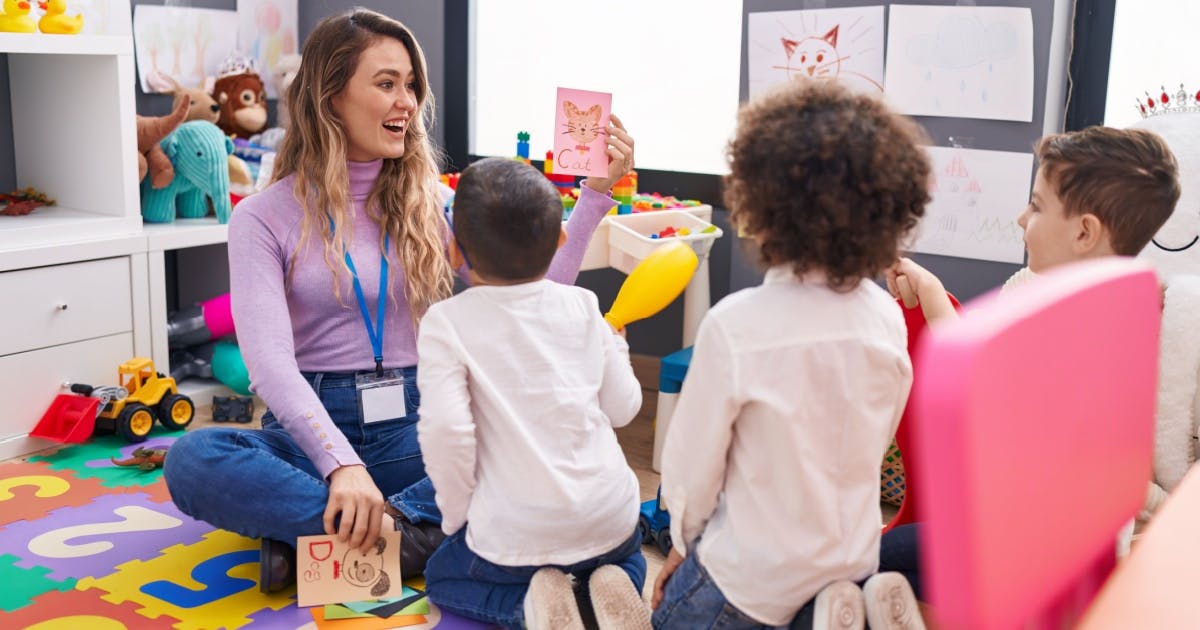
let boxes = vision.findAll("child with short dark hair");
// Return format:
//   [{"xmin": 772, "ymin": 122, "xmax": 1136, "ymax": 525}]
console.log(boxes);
[
  {"xmin": 418, "ymin": 157, "xmax": 650, "ymax": 630},
  {"xmin": 651, "ymin": 79, "xmax": 930, "ymax": 630}
]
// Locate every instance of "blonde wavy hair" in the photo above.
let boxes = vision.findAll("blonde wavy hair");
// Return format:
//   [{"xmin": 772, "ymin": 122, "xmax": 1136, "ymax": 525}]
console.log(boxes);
[{"xmin": 273, "ymin": 9, "xmax": 453, "ymax": 319}]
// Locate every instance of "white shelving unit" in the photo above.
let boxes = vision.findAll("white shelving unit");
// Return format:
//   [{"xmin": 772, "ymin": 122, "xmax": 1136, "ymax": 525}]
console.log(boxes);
[{"xmin": 0, "ymin": 6, "xmax": 234, "ymax": 459}]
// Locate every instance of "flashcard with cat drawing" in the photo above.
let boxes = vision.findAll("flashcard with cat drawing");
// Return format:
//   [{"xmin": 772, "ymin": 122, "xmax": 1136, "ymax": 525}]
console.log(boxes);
[
  {"xmin": 296, "ymin": 530, "xmax": 403, "ymax": 607},
  {"xmin": 554, "ymin": 87, "xmax": 611, "ymax": 177}
]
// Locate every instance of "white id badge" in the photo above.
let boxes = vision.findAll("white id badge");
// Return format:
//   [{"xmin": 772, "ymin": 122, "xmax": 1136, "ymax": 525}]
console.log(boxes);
[{"xmin": 356, "ymin": 369, "xmax": 407, "ymax": 424}]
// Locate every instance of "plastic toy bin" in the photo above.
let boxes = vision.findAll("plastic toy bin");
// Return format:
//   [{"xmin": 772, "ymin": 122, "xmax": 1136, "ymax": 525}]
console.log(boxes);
[{"xmin": 606, "ymin": 210, "xmax": 723, "ymax": 274}]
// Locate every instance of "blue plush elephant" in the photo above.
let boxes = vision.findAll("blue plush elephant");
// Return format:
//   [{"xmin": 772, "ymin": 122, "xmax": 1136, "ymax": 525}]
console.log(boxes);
[{"xmin": 141, "ymin": 120, "xmax": 234, "ymax": 224}]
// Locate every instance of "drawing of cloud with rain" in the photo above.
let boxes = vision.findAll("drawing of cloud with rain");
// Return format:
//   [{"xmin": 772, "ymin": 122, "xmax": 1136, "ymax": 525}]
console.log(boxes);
[{"xmin": 904, "ymin": 15, "xmax": 1018, "ymax": 70}]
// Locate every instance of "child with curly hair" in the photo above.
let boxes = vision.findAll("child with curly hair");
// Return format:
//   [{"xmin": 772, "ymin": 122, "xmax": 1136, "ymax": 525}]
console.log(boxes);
[{"xmin": 651, "ymin": 79, "xmax": 931, "ymax": 630}]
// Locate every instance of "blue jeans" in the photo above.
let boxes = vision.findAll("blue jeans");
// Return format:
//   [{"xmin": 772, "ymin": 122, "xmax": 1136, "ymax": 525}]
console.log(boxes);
[
  {"xmin": 426, "ymin": 527, "xmax": 647, "ymax": 630},
  {"xmin": 879, "ymin": 523, "xmax": 922, "ymax": 600},
  {"xmin": 164, "ymin": 369, "xmax": 441, "ymax": 544},
  {"xmin": 653, "ymin": 551, "xmax": 815, "ymax": 630}
]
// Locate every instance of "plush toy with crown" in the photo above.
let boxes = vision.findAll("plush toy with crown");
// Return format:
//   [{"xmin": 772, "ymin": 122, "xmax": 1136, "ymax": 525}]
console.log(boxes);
[
  {"xmin": 1126, "ymin": 83, "xmax": 1200, "ymax": 526},
  {"xmin": 213, "ymin": 52, "xmax": 268, "ymax": 139}
]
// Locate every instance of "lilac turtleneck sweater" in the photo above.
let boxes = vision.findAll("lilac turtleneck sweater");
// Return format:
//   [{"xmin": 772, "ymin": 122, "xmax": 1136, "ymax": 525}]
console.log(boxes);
[{"xmin": 227, "ymin": 159, "xmax": 614, "ymax": 478}]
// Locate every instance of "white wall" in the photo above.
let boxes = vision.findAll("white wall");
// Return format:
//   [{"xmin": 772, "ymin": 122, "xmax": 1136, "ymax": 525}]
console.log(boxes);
[
  {"xmin": 1104, "ymin": 0, "xmax": 1200, "ymax": 128},
  {"xmin": 470, "ymin": 0, "xmax": 744, "ymax": 175}
]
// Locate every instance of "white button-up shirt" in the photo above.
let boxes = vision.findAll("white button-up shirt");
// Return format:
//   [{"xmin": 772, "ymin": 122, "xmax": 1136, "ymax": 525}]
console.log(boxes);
[
  {"xmin": 661, "ymin": 266, "xmax": 912, "ymax": 625},
  {"xmin": 417, "ymin": 280, "xmax": 643, "ymax": 566}
]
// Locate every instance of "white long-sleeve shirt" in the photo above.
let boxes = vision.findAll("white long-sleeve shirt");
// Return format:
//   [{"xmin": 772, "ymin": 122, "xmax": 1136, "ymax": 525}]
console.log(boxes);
[
  {"xmin": 661, "ymin": 266, "xmax": 912, "ymax": 625},
  {"xmin": 416, "ymin": 280, "xmax": 642, "ymax": 566}
]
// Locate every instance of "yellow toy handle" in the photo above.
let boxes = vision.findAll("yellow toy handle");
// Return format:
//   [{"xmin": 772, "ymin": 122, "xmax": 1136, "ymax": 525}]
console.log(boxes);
[{"xmin": 604, "ymin": 241, "xmax": 699, "ymax": 330}]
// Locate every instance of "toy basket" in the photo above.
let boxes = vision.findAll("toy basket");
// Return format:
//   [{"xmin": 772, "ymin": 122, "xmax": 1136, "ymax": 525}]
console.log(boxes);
[
  {"xmin": 880, "ymin": 439, "xmax": 906, "ymax": 507},
  {"xmin": 606, "ymin": 210, "xmax": 722, "ymax": 275}
]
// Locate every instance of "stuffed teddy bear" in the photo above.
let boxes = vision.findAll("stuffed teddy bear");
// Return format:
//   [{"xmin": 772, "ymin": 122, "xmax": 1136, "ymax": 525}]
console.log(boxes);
[
  {"xmin": 140, "ymin": 120, "xmax": 234, "ymax": 224},
  {"xmin": 137, "ymin": 97, "xmax": 189, "ymax": 189},
  {"xmin": 213, "ymin": 53, "xmax": 268, "ymax": 139},
  {"xmin": 1129, "ymin": 85, "xmax": 1200, "ymax": 521}
]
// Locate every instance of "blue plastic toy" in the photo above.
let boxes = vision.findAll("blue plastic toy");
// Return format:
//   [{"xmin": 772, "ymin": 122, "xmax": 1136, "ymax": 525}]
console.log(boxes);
[
  {"xmin": 638, "ymin": 486, "xmax": 673, "ymax": 555},
  {"xmin": 140, "ymin": 120, "xmax": 234, "ymax": 224}
]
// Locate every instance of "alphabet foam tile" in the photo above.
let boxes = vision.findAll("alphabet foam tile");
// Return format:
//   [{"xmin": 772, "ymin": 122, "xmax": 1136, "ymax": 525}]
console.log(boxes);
[
  {"xmin": 29, "ymin": 434, "xmax": 181, "ymax": 489},
  {"xmin": 0, "ymin": 586, "xmax": 182, "ymax": 628},
  {"xmin": 77, "ymin": 529, "xmax": 294, "ymax": 630},
  {"xmin": 247, "ymin": 598, "xmax": 317, "ymax": 628},
  {"xmin": 0, "ymin": 461, "xmax": 112, "ymax": 526},
  {"xmin": 0, "ymin": 491, "xmax": 213, "ymax": 581},
  {"xmin": 0, "ymin": 553, "xmax": 76, "ymax": 612}
]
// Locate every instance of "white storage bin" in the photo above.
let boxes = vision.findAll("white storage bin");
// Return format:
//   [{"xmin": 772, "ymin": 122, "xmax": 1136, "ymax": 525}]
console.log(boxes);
[{"xmin": 606, "ymin": 210, "xmax": 723, "ymax": 274}]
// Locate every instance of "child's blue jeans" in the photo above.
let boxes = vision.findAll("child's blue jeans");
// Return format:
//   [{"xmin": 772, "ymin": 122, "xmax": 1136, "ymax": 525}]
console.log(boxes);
[
  {"xmin": 425, "ymin": 527, "xmax": 646, "ymax": 629},
  {"xmin": 652, "ymin": 551, "xmax": 815, "ymax": 630}
]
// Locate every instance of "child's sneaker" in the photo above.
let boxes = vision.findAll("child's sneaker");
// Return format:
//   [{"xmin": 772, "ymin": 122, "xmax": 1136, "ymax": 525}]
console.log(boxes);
[
  {"xmin": 862, "ymin": 572, "xmax": 926, "ymax": 630},
  {"xmin": 812, "ymin": 580, "xmax": 865, "ymax": 630},
  {"xmin": 524, "ymin": 568, "xmax": 585, "ymax": 630},
  {"xmin": 588, "ymin": 564, "xmax": 651, "ymax": 629}
]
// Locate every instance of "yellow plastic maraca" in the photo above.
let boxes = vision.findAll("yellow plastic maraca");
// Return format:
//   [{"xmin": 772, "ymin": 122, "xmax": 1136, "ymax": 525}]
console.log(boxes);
[{"xmin": 604, "ymin": 241, "xmax": 699, "ymax": 330}]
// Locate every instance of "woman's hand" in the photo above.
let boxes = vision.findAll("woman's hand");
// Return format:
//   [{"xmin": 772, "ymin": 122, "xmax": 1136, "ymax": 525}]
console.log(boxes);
[
  {"xmin": 651, "ymin": 548, "xmax": 685, "ymax": 609},
  {"xmin": 584, "ymin": 114, "xmax": 635, "ymax": 193},
  {"xmin": 326, "ymin": 464, "xmax": 385, "ymax": 554}
]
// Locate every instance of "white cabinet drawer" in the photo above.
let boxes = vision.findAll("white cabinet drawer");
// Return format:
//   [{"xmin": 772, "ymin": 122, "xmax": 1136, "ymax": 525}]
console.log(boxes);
[
  {"xmin": 0, "ymin": 257, "xmax": 133, "ymax": 356},
  {"xmin": 0, "ymin": 333, "xmax": 134, "ymax": 459}
]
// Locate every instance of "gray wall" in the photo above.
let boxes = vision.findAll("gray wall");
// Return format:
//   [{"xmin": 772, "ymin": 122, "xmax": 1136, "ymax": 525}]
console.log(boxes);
[
  {"xmin": 738, "ymin": 0, "xmax": 1070, "ymax": 302},
  {"xmin": 0, "ymin": 59, "xmax": 11, "ymax": 193}
]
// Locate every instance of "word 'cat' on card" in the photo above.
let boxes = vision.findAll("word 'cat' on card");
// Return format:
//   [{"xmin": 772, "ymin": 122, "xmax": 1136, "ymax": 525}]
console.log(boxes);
[
  {"xmin": 296, "ymin": 530, "xmax": 403, "ymax": 607},
  {"xmin": 554, "ymin": 87, "xmax": 612, "ymax": 177}
]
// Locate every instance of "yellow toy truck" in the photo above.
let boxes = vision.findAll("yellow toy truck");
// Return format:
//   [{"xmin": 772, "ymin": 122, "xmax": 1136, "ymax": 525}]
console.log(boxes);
[{"xmin": 33, "ymin": 357, "xmax": 195, "ymax": 444}]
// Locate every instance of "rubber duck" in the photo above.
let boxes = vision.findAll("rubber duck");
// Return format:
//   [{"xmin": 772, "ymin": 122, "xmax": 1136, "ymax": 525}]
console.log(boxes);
[
  {"xmin": 37, "ymin": 0, "xmax": 82, "ymax": 35},
  {"xmin": 0, "ymin": 0, "xmax": 37, "ymax": 33}
]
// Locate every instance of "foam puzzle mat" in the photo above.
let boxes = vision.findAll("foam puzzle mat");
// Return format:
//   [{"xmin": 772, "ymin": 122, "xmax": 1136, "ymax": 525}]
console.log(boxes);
[{"xmin": 0, "ymin": 429, "xmax": 495, "ymax": 629}]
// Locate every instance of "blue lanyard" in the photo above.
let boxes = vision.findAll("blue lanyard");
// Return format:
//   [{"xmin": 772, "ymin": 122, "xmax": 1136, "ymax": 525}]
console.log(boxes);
[{"xmin": 330, "ymin": 215, "xmax": 389, "ymax": 376}]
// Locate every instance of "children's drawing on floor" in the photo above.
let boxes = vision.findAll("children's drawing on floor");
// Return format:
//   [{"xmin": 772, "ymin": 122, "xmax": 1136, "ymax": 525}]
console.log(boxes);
[
  {"xmin": 884, "ymin": 5, "xmax": 1034, "ymax": 122},
  {"xmin": 237, "ymin": 0, "xmax": 298, "ymax": 99},
  {"xmin": 133, "ymin": 5, "xmax": 239, "ymax": 95},
  {"xmin": 746, "ymin": 6, "xmax": 884, "ymax": 98},
  {"xmin": 908, "ymin": 146, "xmax": 1032, "ymax": 264}
]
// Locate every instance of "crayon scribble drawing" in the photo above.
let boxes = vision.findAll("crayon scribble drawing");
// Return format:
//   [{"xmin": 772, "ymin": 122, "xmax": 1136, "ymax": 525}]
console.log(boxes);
[
  {"xmin": 884, "ymin": 5, "xmax": 1034, "ymax": 122},
  {"xmin": 747, "ymin": 6, "xmax": 884, "ymax": 98},
  {"xmin": 909, "ymin": 146, "xmax": 1032, "ymax": 264}
]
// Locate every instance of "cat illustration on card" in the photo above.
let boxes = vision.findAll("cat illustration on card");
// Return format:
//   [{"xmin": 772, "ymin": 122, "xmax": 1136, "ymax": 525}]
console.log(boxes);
[
  {"xmin": 562, "ymin": 101, "xmax": 603, "ymax": 151},
  {"xmin": 775, "ymin": 25, "xmax": 883, "ymax": 92}
]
